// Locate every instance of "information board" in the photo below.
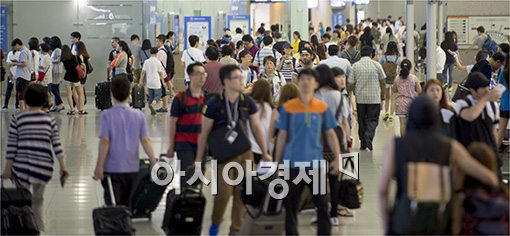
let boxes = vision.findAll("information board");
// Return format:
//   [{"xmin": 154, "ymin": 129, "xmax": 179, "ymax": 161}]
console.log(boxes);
[
  {"xmin": 1, "ymin": 6, "xmax": 8, "ymax": 52},
  {"xmin": 228, "ymin": 15, "xmax": 251, "ymax": 35},
  {"xmin": 448, "ymin": 15, "xmax": 510, "ymax": 45},
  {"xmin": 184, "ymin": 16, "xmax": 211, "ymax": 51},
  {"xmin": 447, "ymin": 16, "xmax": 469, "ymax": 44},
  {"xmin": 332, "ymin": 13, "xmax": 345, "ymax": 27}
]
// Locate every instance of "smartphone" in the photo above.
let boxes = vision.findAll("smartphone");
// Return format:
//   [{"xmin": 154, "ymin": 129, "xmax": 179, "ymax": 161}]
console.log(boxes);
[{"xmin": 60, "ymin": 173, "xmax": 67, "ymax": 188}]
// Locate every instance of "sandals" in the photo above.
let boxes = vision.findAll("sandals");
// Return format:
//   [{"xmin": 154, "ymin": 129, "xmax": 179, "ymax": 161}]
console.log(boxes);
[
  {"xmin": 78, "ymin": 110, "xmax": 88, "ymax": 115},
  {"xmin": 67, "ymin": 110, "xmax": 77, "ymax": 115}
]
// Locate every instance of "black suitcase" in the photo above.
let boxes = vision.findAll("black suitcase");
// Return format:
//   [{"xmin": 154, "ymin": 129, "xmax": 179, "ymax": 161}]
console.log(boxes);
[
  {"xmin": 130, "ymin": 84, "xmax": 145, "ymax": 109},
  {"xmin": 161, "ymin": 185, "xmax": 206, "ymax": 235},
  {"xmin": 92, "ymin": 177, "xmax": 134, "ymax": 235},
  {"xmin": 131, "ymin": 157, "xmax": 170, "ymax": 219},
  {"xmin": 95, "ymin": 81, "xmax": 112, "ymax": 110},
  {"xmin": 2, "ymin": 206, "xmax": 39, "ymax": 235}
]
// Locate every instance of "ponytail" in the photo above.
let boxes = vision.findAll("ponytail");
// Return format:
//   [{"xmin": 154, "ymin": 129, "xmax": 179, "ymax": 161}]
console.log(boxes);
[{"xmin": 399, "ymin": 67, "xmax": 410, "ymax": 79}]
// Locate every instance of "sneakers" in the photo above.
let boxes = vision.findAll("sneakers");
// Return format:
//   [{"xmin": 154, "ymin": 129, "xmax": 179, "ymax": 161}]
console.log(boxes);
[
  {"xmin": 1, "ymin": 106, "xmax": 7, "ymax": 111},
  {"xmin": 388, "ymin": 116, "xmax": 394, "ymax": 123},
  {"xmin": 149, "ymin": 105, "xmax": 156, "ymax": 115},
  {"xmin": 330, "ymin": 217, "xmax": 339, "ymax": 226},
  {"xmin": 156, "ymin": 108, "xmax": 168, "ymax": 113},
  {"xmin": 338, "ymin": 208, "xmax": 354, "ymax": 217},
  {"xmin": 382, "ymin": 112, "xmax": 389, "ymax": 121},
  {"xmin": 209, "ymin": 224, "xmax": 219, "ymax": 236}
]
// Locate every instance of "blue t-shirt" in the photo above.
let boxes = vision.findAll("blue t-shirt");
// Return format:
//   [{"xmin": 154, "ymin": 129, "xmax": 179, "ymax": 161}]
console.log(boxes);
[
  {"xmin": 276, "ymin": 98, "xmax": 337, "ymax": 167},
  {"xmin": 498, "ymin": 72, "xmax": 509, "ymax": 111}
]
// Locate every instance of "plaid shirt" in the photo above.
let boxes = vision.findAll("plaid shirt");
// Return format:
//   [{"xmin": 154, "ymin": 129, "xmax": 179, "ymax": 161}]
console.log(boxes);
[{"xmin": 349, "ymin": 57, "xmax": 386, "ymax": 104}]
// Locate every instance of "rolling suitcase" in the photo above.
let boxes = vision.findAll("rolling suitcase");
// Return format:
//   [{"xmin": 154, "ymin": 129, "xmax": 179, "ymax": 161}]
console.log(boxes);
[
  {"xmin": 161, "ymin": 185, "xmax": 206, "ymax": 235},
  {"xmin": 131, "ymin": 156, "xmax": 170, "ymax": 219},
  {"xmin": 240, "ymin": 184, "xmax": 285, "ymax": 235},
  {"xmin": 92, "ymin": 177, "xmax": 134, "ymax": 235},
  {"xmin": 1, "ymin": 181, "xmax": 39, "ymax": 235},
  {"xmin": 95, "ymin": 81, "xmax": 112, "ymax": 110},
  {"xmin": 130, "ymin": 84, "xmax": 145, "ymax": 109}
]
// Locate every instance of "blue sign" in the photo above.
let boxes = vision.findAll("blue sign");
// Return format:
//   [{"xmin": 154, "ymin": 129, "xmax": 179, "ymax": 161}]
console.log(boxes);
[
  {"xmin": 227, "ymin": 15, "xmax": 251, "ymax": 35},
  {"xmin": 230, "ymin": 0, "xmax": 248, "ymax": 15},
  {"xmin": 1, "ymin": 6, "xmax": 8, "ymax": 52},
  {"xmin": 183, "ymin": 16, "xmax": 212, "ymax": 49},
  {"xmin": 332, "ymin": 13, "xmax": 345, "ymax": 27}
]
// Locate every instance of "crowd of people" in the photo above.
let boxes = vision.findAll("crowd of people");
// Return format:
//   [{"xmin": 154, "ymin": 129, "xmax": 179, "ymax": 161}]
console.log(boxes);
[{"xmin": 1, "ymin": 15, "xmax": 509, "ymax": 235}]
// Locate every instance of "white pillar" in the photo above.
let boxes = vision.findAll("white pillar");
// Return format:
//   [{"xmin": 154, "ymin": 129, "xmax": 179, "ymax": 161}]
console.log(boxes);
[
  {"xmin": 290, "ymin": 0, "xmax": 308, "ymax": 41},
  {"xmin": 438, "ymin": 0, "xmax": 444, "ymax": 43},
  {"xmin": 406, "ymin": 0, "xmax": 415, "ymax": 66},
  {"xmin": 426, "ymin": 0, "xmax": 438, "ymax": 80},
  {"xmin": 348, "ymin": 2, "xmax": 356, "ymax": 25}
]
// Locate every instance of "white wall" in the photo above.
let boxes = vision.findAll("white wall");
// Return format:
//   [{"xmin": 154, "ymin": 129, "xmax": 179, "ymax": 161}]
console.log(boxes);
[{"xmin": 11, "ymin": 0, "xmax": 143, "ymax": 92}]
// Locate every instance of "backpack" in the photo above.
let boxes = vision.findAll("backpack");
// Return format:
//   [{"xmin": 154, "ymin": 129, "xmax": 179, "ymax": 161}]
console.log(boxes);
[
  {"xmin": 381, "ymin": 56, "xmax": 399, "ymax": 85},
  {"xmin": 451, "ymin": 76, "xmax": 470, "ymax": 102},
  {"xmin": 344, "ymin": 50, "xmax": 360, "ymax": 65},
  {"xmin": 482, "ymin": 35, "xmax": 498, "ymax": 56},
  {"xmin": 159, "ymin": 45, "xmax": 175, "ymax": 76},
  {"xmin": 449, "ymin": 98, "xmax": 498, "ymax": 151},
  {"xmin": 177, "ymin": 90, "xmax": 205, "ymax": 114},
  {"xmin": 460, "ymin": 188, "xmax": 510, "ymax": 235}
]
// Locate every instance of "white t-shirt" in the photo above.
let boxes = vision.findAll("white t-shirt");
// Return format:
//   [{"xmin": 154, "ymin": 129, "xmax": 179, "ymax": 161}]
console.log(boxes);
[
  {"xmin": 320, "ymin": 56, "xmax": 353, "ymax": 78},
  {"xmin": 38, "ymin": 53, "xmax": 52, "ymax": 85},
  {"xmin": 248, "ymin": 102, "xmax": 272, "ymax": 155},
  {"xmin": 436, "ymin": 46, "xmax": 446, "ymax": 73},
  {"xmin": 181, "ymin": 47, "xmax": 206, "ymax": 81},
  {"xmin": 7, "ymin": 51, "xmax": 20, "ymax": 76},
  {"xmin": 142, "ymin": 57, "xmax": 164, "ymax": 89},
  {"xmin": 31, "ymin": 50, "xmax": 40, "ymax": 80}
]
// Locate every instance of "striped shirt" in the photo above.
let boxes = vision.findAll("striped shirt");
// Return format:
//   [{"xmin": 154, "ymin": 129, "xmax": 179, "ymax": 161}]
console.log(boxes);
[
  {"xmin": 280, "ymin": 57, "xmax": 294, "ymax": 83},
  {"xmin": 6, "ymin": 112, "xmax": 64, "ymax": 186},
  {"xmin": 170, "ymin": 90, "xmax": 205, "ymax": 150}
]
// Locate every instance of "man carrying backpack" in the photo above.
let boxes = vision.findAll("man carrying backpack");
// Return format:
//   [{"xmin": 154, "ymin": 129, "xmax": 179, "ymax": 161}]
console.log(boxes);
[
  {"xmin": 195, "ymin": 65, "xmax": 271, "ymax": 236},
  {"xmin": 156, "ymin": 34, "xmax": 173, "ymax": 113},
  {"xmin": 254, "ymin": 36, "xmax": 282, "ymax": 74},
  {"xmin": 452, "ymin": 72, "xmax": 503, "ymax": 174},
  {"xmin": 471, "ymin": 52, "xmax": 506, "ymax": 87},
  {"xmin": 468, "ymin": 26, "xmax": 498, "ymax": 55},
  {"xmin": 341, "ymin": 36, "xmax": 361, "ymax": 65}
]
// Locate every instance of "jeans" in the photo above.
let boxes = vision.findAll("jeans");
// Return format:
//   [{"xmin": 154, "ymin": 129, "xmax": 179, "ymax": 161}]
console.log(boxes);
[
  {"xmin": 48, "ymin": 83, "xmax": 63, "ymax": 106},
  {"xmin": 3, "ymin": 80, "xmax": 18, "ymax": 108},
  {"xmin": 148, "ymin": 88, "xmax": 162, "ymax": 105},
  {"xmin": 101, "ymin": 172, "xmax": 138, "ymax": 208},
  {"xmin": 285, "ymin": 168, "xmax": 331, "ymax": 235},
  {"xmin": 356, "ymin": 103, "xmax": 381, "ymax": 149},
  {"xmin": 442, "ymin": 63, "xmax": 454, "ymax": 88}
]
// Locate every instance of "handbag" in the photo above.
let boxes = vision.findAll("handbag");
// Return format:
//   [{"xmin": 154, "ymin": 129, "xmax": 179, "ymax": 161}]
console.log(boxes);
[
  {"xmin": 76, "ymin": 64, "xmax": 86, "ymax": 79},
  {"xmin": 207, "ymin": 94, "xmax": 251, "ymax": 163},
  {"xmin": 207, "ymin": 122, "xmax": 251, "ymax": 163},
  {"xmin": 86, "ymin": 59, "xmax": 93, "ymax": 74},
  {"xmin": 337, "ymin": 156, "xmax": 363, "ymax": 209}
]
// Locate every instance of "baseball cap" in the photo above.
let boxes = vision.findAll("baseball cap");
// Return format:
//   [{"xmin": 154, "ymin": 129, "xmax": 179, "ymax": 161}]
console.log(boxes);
[
  {"xmin": 465, "ymin": 72, "xmax": 490, "ymax": 90},
  {"xmin": 283, "ymin": 43, "xmax": 292, "ymax": 49}
]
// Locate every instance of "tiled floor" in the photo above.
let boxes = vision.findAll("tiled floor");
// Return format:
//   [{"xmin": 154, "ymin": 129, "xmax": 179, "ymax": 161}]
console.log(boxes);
[{"xmin": 2, "ymin": 95, "xmax": 504, "ymax": 235}]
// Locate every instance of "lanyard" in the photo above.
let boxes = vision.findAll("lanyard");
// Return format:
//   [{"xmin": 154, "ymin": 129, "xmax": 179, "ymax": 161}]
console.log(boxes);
[{"xmin": 225, "ymin": 95, "xmax": 239, "ymax": 130}]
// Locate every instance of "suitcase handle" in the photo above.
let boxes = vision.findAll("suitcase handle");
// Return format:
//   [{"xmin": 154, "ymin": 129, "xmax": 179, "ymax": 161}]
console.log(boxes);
[{"xmin": 106, "ymin": 176, "xmax": 117, "ymax": 206}]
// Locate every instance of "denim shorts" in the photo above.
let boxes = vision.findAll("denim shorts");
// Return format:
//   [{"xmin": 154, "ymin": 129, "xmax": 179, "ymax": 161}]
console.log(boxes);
[{"xmin": 148, "ymin": 88, "xmax": 162, "ymax": 104}]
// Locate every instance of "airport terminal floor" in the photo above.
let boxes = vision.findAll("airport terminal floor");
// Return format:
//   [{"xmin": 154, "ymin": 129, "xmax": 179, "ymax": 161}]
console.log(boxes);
[
  {"xmin": 1, "ymin": 97, "xmax": 507, "ymax": 235},
  {"xmin": 0, "ymin": 100, "xmax": 391, "ymax": 235}
]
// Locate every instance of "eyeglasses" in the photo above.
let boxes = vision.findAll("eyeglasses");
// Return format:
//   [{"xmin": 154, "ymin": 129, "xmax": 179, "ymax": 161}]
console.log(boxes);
[
  {"xmin": 192, "ymin": 72, "xmax": 207, "ymax": 77},
  {"xmin": 228, "ymin": 75, "xmax": 243, "ymax": 80}
]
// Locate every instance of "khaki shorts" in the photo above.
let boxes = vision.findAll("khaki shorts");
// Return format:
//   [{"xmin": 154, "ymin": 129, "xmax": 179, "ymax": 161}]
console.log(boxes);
[{"xmin": 64, "ymin": 80, "xmax": 81, "ymax": 87}]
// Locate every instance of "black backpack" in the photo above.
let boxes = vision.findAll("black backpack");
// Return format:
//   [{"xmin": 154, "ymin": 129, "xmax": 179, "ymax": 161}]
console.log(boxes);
[
  {"xmin": 449, "ymin": 98, "xmax": 498, "ymax": 151},
  {"xmin": 159, "ymin": 45, "xmax": 175, "ymax": 76}
]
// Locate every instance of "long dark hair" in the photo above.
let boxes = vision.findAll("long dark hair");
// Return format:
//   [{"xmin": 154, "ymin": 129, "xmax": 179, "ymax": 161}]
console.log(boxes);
[
  {"xmin": 49, "ymin": 36, "xmax": 62, "ymax": 51},
  {"xmin": 141, "ymin": 39, "xmax": 151, "ymax": 50},
  {"xmin": 406, "ymin": 95, "xmax": 440, "ymax": 133},
  {"xmin": 310, "ymin": 35, "xmax": 320, "ymax": 50},
  {"xmin": 315, "ymin": 64, "xmax": 339, "ymax": 90},
  {"xmin": 399, "ymin": 59, "xmax": 412, "ymax": 79},
  {"xmin": 385, "ymin": 41, "xmax": 399, "ymax": 56},
  {"xmin": 60, "ymin": 44, "xmax": 73, "ymax": 61},
  {"xmin": 76, "ymin": 41, "xmax": 90, "ymax": 59},
  {"xmin": 250, "ymin": 79, "xmax": 274, "ymax": 117},
  {"xmin": 385, "ymin": 27, "xmax": 393, "ymax": 36},
  {"xmin": 443, "ymin": 31, "xmax": 456, "ymax": 50},
  {"xmin": 28, "ymin": 37, "xmax": 40, "ymax": 51}
]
